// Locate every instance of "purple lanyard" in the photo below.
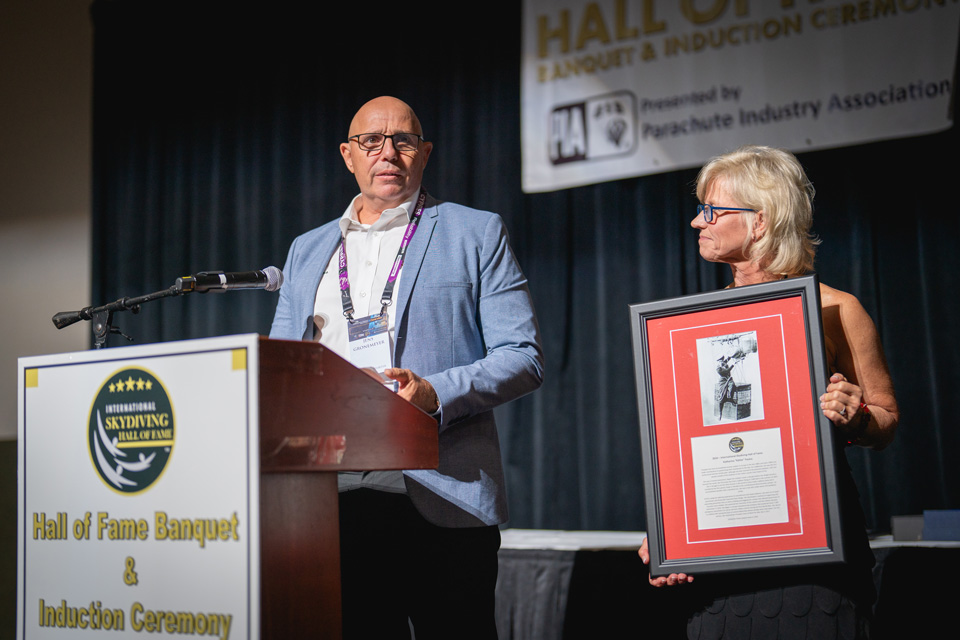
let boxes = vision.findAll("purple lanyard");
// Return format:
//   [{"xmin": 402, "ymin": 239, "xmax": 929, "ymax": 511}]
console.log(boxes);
[{"xmin": 338, "ymin": 190, "xmax": 427, "ymax": 321}]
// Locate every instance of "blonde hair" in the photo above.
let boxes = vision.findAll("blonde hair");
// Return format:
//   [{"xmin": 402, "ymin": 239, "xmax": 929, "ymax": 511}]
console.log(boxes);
[{"xmin": 696, "ymin": 145, "xmax": 819, "ymax": 276}]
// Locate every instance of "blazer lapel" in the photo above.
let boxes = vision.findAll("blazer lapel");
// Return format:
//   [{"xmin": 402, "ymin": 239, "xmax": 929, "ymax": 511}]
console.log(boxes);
[
  {"xmin": 394, "ymin": 194, "xmax": 438, "ymax": 336},
  {"xmin": 298, "ymin": 225, "xmax": 342, "ymax": 339}
]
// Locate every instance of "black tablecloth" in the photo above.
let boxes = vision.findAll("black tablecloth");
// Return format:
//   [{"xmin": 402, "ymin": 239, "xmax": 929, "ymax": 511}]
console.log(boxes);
[{"xmin": 494, "ymin": 533, "xmax": 960, "ymax": 639}]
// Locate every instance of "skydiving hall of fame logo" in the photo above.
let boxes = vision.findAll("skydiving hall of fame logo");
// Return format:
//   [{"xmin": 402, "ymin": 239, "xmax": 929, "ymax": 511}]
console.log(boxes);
[{"xmin": 88, "ymin": 367, "xmax": 175, "ymax": 495}]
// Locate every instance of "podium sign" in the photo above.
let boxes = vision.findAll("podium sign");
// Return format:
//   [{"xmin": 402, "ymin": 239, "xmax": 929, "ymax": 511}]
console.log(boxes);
[
  {"xmin": 18, "ymin": 335, "xmax": 262, "ymax": 639},
  {"xmin": 18, "ymin": 334, "xmax": 439, "ymax": 639}
]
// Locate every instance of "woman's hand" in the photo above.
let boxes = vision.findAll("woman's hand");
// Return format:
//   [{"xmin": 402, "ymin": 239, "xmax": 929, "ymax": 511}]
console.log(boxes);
[
  {"xmin": 819, "ymin": 372, "xmax": 864, "ymax": 433},
  {"xmin": 639, "ymin": 537, "xmax": 693, "ymax": 587}
]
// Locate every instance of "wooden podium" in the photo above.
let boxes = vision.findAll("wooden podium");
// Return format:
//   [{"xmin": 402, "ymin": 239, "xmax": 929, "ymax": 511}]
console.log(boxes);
[{"xmin": 257, "ymin": 338, "xmax": 438, "ymax": 639}]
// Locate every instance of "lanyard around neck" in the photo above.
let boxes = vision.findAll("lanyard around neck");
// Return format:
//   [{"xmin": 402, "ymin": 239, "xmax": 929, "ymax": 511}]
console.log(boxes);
[{"xmin": 338, "ymin": 190, "xmax": 428, "ymax": 321}]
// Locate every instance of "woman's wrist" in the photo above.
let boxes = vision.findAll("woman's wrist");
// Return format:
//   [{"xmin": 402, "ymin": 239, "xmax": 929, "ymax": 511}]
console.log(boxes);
[{"xmin": 846, "ymin": 402, "xmax": 871, "ymax": 445}]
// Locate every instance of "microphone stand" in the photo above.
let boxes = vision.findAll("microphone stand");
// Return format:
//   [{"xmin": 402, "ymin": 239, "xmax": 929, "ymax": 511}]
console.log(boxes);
[{"xmin": 52, "ymin": 277, "xmax": 207, "ymax": 349}]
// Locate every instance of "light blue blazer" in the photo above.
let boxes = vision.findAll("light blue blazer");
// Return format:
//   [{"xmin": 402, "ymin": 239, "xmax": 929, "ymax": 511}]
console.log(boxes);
[{"xmin": 269, "ymin": 195, "xmax": 544, "ymax": 527}]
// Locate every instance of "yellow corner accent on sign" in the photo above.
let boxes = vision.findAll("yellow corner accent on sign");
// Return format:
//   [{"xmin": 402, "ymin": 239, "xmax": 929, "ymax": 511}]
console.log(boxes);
[
  {"xmin": 232, "ymin": 349, "xmax": 247, "ymax": 371},
  {"xmin": 25, "ymin": 369, "xmax": 38, "ymax": 387}
]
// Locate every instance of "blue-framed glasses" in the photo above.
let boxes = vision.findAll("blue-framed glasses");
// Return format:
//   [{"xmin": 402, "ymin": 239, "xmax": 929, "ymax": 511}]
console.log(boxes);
[{"xmin": 697, "ymin": 204, "xmax": 757, "ymax": 223}]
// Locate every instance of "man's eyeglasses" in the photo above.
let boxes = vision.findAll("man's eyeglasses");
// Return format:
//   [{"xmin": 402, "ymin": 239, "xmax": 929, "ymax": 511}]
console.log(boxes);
[
  {"xmin": 348, "ymin": 132, "xmax": 423, "ymax": 152},
  {"xmin": 697, "ymin": 204, "xmax": 757, "ymax": 223}
]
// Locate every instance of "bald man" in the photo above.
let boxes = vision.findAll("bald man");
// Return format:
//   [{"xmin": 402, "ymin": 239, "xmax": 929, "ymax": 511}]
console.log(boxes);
[{"xmin": 270, "ymin": 97, "xmax": 543, "ymax": 638}]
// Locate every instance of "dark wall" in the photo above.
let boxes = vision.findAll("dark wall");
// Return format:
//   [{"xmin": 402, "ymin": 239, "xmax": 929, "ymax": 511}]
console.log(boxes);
[
  {"xmin": 87, "ymin": 0, "xmax": 960, "ymax": 533},
  {"xmin": 1, "ymin": 440, "xmax": 15, "ymax": 636}
]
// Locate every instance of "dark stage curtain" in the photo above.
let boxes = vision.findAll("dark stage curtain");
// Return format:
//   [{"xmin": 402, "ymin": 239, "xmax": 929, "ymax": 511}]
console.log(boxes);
[{"xmin": 89, "ymin": 1, "xmax": 959, "ymax": 533}]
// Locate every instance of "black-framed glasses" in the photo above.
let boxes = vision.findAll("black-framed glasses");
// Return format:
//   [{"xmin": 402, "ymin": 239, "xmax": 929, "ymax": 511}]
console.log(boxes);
[
  {"xmin": 348, "ymin": 132, "xmax": 422, "ymax": 152},
  {"xmin": 697, "ymin": 204, "xmax": 757, "ymax": 223}
]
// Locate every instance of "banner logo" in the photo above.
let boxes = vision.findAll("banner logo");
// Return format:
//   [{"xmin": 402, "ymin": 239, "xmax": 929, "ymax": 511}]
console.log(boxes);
[
  {"xmin": 88, "ymin": 368, "xmax": 175, "ymax": 494},
  {"xmin": 548, "ymin": 91, "xmax": 637, "ymax": 165}
]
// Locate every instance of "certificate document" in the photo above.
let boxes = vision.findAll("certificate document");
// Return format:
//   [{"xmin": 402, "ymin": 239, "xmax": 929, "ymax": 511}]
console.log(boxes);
[{"xmin": 690, "ymin": 428, "xmax": 788, "ymax": 531}]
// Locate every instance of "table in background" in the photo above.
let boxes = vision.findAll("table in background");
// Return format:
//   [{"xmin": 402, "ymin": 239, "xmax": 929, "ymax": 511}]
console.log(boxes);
[{"xmin": 495, "ymin": 530, "xmax": 960, "ymax": 640}]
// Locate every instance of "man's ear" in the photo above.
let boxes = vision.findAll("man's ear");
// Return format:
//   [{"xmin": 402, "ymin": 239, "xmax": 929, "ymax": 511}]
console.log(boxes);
[
  {"xmin": 420, "ymin": 140, "xmax": 433, "ymax": 167},
  {"xmin": 340, "ymin": 142, "xmax": 355, "ymax": 174}
]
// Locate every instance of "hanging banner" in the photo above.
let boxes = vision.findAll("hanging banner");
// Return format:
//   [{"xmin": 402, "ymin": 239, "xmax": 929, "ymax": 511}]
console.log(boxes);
[{"xmin": 521, "ymin": 0, "xmax": 959, "ymax": 193}]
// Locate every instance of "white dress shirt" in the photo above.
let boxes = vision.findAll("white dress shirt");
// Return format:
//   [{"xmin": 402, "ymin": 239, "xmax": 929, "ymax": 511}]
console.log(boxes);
[
  {"xmin": 311, "ymin": 191, "xmax": 418, "ymax": 362},
  {"xmin": 313, "ymin": 190, "xmax": 421, "ymax": 493}
]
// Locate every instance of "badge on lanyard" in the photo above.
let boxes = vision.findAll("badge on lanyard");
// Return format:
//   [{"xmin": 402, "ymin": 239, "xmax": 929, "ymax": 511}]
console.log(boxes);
[
  {"xmin": 346, "ymin": 312, "xmax": 392, "ymax": 374},
  {"xmin": 338, "ymin": 190, "xmax": 428, "ymax": 386}
]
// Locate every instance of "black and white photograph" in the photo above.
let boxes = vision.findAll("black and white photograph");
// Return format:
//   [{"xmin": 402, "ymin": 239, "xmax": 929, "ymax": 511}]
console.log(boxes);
[{"xmin": 696, "ymin": 330, "xmax": 764, "ymax": 427}]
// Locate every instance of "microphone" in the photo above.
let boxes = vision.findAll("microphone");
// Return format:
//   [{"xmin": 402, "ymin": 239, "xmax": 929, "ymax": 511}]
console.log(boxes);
[{"xmin": 175, "ymin": 266, "xmax": 284, "ymax": 293}]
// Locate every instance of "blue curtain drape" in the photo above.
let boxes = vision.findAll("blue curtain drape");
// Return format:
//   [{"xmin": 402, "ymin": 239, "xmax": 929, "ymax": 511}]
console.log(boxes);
[{"xmin": 89, "ymin": 0, "xmax": 960, "ymax": 532}]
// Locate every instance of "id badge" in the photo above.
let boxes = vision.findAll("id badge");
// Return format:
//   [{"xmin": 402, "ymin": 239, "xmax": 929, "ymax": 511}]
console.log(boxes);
[{"xmin": 347, "ymin": 313, "xmax": 392, "ymax": 374}]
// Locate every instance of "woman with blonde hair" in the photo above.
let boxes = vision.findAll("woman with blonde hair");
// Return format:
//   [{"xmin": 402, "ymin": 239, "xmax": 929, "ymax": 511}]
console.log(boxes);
[{"xmin": 640, "ymin": 146, "xmax": 898, "ymax": 638}]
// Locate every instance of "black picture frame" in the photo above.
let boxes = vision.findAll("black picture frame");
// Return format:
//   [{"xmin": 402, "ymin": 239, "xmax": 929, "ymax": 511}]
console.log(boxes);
[{"xmin": 630, "ymin": 275, "xmax": 845, "ymax": 576}]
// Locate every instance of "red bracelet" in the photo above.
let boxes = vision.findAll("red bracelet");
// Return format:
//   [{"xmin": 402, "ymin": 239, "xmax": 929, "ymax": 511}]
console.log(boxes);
[{"xmin": 847, "ymin": 402, "xmax": 870, "ymax": 445}]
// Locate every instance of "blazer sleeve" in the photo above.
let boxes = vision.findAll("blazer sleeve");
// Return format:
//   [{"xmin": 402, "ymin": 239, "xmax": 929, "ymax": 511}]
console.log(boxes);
[
  {"xmin": 423, "ymin": 214, "xmax": 544, "ymax": 430},
  {"xmin": 269, "ymin": 233, "xmax": 315, "ymax": 341},
  {"xmin": 269, "ymin": 221, "xmax": 340, "ymax": 341}
]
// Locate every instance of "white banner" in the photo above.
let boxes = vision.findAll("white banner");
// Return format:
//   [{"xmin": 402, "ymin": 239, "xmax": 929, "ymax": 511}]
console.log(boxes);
[{"xmin": 521, "ymin": 0, "xmax": 959, "ymax": 193}]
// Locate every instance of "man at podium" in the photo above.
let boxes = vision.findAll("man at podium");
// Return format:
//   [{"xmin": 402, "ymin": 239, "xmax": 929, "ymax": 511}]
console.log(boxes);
[{"xmin": 269, "ymin": 96, "xmax": 544, "ymax": 639}]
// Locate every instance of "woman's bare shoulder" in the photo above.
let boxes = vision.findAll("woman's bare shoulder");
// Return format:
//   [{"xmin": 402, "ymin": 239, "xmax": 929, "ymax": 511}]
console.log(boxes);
[
  {"xmin": 819, "ymin": 282, "xmax": 878, "ymax": 336},
  {"xmin": 818, "ymin": 282, "xmax": 874, "ymax": 324},
  {"xmin": 818, "ymin": 282, "xmax": 860, "ymax": 308}
]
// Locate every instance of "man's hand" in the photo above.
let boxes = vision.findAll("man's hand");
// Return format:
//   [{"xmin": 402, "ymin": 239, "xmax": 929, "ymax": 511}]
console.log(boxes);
[{"xmin": 384, "ymin": 368, "xmax": 439, "ymax": 414}]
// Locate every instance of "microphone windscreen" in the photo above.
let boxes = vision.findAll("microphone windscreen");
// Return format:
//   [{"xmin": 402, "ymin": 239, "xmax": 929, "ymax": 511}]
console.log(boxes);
[{"xmin": 262, "ymin": 266, "xmax": 283, "ymax": 292}]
